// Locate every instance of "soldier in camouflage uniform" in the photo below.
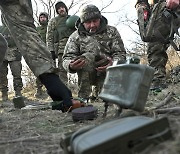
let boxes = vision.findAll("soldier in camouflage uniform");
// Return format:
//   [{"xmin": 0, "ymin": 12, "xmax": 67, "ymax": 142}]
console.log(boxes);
[
  {"xmin": 0, "ymin": 23, "xmax": 23, "ymax": 101},
  {"xmin": 136, "ymin": 0, "xmax": 180, "ymax": 90},
  {"xmin": 0, "ymin": 33, "xmax": 7, "ymax": 68},
  {"xmin": 46, "ymin": 1, "xmax": 76, "ymax": 85},
  {"xmin": 35, "ymin": 12, "xmax": 49, "ymax": 98},
  {"xmin": 0, "ymin": 0, "xmax": 83, "ymax": 111},
  {"xmin": 0, "ymin": 33, "xmax": 6, "ymax": 102},
  {"xmin": 63, "ymin": 5, "xmax": 126, "ymax": 101}
]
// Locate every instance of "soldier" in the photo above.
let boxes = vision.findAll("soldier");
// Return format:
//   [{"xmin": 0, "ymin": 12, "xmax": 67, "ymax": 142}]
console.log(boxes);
[
  {"xmin": 0, "ymin": 0, "xmax": 83, "ymax": 111},
  {"xmin": 0, "ymin": 33, "xmax": 7, "ymax": 67},
  {"xmin": 63, "ymin": 4, "xmax": 126, "ymax": 102},
  {"xmin": 0, "ymin": 22, "xmax": 23, "ymax": 101},
  {"xmin": 46, "ymin": 1, "xmax": 77, "ymax": 85},
  {"xmin": 35, "ymin": 12, "xmax": 49, "ymax": 98},
  {"xmin": 135, "ymin": 0, "xmax": 180, "ymax": 91}
]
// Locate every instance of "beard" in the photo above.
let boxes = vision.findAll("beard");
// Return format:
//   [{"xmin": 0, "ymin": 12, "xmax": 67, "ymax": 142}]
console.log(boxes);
[
  {"xmin": 40, "ymin": 20, "xmax": 48, "ymax": 26},
  {"xmin": 59, "ymin": 11, "xmax": 67, "ymax": 17}
]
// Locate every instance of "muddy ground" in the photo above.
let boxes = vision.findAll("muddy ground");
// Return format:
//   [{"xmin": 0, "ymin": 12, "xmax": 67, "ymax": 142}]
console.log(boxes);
[{"xmin": 0, "ymin": 81, "xmax": 180, "ymax": 154}]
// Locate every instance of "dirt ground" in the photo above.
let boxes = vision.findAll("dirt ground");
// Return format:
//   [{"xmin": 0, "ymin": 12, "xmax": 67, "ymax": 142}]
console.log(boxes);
[{"xmin": 0, "ymin": 80, "xmax": 180, "ymax": 154}]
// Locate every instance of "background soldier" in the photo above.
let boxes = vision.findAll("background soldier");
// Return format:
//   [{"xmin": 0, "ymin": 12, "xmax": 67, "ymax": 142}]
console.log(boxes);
[
  {"xmin": 135, "ymin": 0, "xmax": 180, "ymax": 91},
  {"xmin": 0, "ymin": 0, "xmax": 82, "ymax": 111},
  {"xmin": 46, "ymin": 1, "xmax": 77, "ymax": 85},
  {"xmin": 0, "ymin": 21, "xmax": 23, "ymax": 101},
  {"xmin": 35, "ymin": 12, "xmax": 49, "ymax": 98},
  {"xmin": 63, "ymin": 4, "xmax": 126, "ymax": 102},
  {"xmin": 0, "ymin": 33, "xmax": 7, "ymax": 70}
]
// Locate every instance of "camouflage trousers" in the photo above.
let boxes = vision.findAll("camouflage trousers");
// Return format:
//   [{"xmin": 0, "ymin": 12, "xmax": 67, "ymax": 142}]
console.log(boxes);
[
  {"xmin": 0, "ymin": 60, "xmax": 23, "ymax": 93},
  {"xmin": 147, "ymin": 41, "xmax": 169, "ymax": 81},
  {"xmin": 0, "ymin": 2, "xmax": 57, "ymax": 77},
  {"xmin": 58, "ymin": 53, "xmax": 68, "ymax": 85},
  {"xmin": 77, "ymin": 70, "xmax": 106, "ymax": 99}
]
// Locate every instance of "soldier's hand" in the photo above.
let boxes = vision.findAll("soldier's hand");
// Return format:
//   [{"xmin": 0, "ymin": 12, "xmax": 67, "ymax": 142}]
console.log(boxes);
[
  {"xmin": 95, "ymin": 57, "xmax": 113, "ymax": 72},
  {"xmin": 50, "ymin": 51, "xmax": 56, "ymax": 60},
  {"xmin": 69, "ymin": 57, "xmax": 86, "ymax": 71}
]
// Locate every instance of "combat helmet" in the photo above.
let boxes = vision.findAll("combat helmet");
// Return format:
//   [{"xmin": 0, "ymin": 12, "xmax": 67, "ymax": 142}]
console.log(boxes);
[
  {"xmin": 66, "ymin": 15, "xmax": 79, "ymax": 29},
  {"xmin": 80, "ymin": 4, "xmax": 102, "ymax": 23},
  {"xmin": 55, "ymin": 1, "xmax": 68, "ymax": 14}
]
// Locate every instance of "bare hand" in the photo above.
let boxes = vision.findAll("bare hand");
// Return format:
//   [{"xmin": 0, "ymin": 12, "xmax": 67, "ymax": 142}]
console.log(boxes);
[
  {"xmin": 95, "ymin": 57, "xmax": 113, "ymax": 72},
  {"xmin": 69, "ymin": 58, "xmax": 86, "ymax": 71}
]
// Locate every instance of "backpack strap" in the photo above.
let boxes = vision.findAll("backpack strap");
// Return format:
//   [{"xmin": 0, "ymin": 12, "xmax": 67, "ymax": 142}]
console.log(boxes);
[{"xmin": 163, "ymin": 8, "xmax": 180, "ymax": 51}]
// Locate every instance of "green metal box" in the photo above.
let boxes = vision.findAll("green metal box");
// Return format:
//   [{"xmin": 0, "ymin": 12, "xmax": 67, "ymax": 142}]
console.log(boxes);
[
  {"xmin": 99, "ymin": 64, "xmax": 155, "ymax": 112},
  {"xmin": 71, "ymin": 116, "xmax": 172, "ymax": 154}
]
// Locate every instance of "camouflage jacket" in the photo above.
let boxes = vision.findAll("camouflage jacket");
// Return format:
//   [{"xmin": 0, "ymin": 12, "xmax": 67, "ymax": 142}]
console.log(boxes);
[
  {"xmin": 46, "ymin": 15, "xmax": 74, "ymax": 54},
  {"xmin": 136, "ymin": 1, "xmax": 180, "ymax": 43},
  {"xmin": 36, "ymin": 25, "xmax": 47, "ymax": 43},
  {"xmin": 63, "ymin": 16, "xmax": 126, "ymax": 73}
]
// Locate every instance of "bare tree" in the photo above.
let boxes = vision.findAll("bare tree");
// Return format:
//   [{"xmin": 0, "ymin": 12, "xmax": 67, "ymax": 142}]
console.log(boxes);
[
  {"xmin": 32, "ymin": 0, "xmax": 91, "ymax": 24},
  {"xmin": 32, "ymin": 0, "xmax": 126, "ymax": 24}
]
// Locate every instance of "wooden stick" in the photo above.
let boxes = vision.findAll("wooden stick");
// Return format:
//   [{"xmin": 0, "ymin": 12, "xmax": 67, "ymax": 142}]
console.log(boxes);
[
  {"xmin": 155, "ymin": 107, "xmax": 180, "ymax": 114},
  {"xmin": 0, "ymin": 135, "xmax": 40, "ymax": 144},
  {"xmin": 142, "ymin": 92, "xmax": 175, "ymax": 115},
  {"xmin": 154, "ymin": 92, "xmax": 175, "ymax": 109}
]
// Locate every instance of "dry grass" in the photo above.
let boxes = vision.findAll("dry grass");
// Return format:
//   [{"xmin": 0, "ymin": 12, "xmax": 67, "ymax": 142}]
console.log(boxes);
[
  {"xmin": 0, "ymin": 81, "xmax": 180, "ymax": 154},
  {"xmin": 0, "ymin": 55, "xmax": 180, "ymax": 154},
  {"xmin": 0, "ymin": 97, "xmax": 118, "ymax": 153}
]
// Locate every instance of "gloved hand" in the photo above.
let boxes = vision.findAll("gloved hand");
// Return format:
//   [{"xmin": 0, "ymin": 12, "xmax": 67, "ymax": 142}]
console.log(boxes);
[{"xmin": 50, "ymin": 51, "xmax": 56, "ymax": 60}]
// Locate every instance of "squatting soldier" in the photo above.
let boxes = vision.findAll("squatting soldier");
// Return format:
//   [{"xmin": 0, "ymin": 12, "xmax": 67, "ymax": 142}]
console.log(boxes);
[
  {"xmin": 0, "ymin": 0, "xmax": 83, "ymax": 111},
  {"xmin": 135, "ymin": 0, "xmax": 180, "ymax": 90},
  {"xmin": 46, "ymin": 1, "xmax": 76, "ymax": 85},
  {"xmin": 35, "ymin": 12, "xmax": 49, "ymax": 98},
  {"xmin": 63, "ymin": 5, "xmax": 126, "ymax": 102},
  {"xmin": 0, "ymin": 21, "xmax": 23, "ymax": 101}
]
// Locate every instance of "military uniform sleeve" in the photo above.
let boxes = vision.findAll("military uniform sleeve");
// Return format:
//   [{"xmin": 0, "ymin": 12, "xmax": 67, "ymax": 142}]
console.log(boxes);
[
  {"xmin": 46, "ymin": 18, "xmax": 56, "ymax": 52},
  {"xmin": 62, "ymin": 32, "xmax": 79, "ymax": 73},
  {"xmin": 0, "ymin": 33, "xmax": 7, "ymax": 65},
  {"xmin": 110, "ymin": 26, "xmax": 126, "ymax": 62}
]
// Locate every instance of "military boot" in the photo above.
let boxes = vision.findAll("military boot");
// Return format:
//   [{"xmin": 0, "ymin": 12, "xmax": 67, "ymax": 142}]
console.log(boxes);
[
  {"xmin": 150, "ymin": 78, "xmax": 167, "ymax": 92},
  {"xmin": 1, "ymin": 91, "xmax": 8, "ymax": 101}
]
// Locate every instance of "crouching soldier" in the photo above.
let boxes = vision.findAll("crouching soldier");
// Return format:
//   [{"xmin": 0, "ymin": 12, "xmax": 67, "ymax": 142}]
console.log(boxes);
[{"xmin": 63, "ymin": 5, "xmax": 126, "ymax": 102}]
